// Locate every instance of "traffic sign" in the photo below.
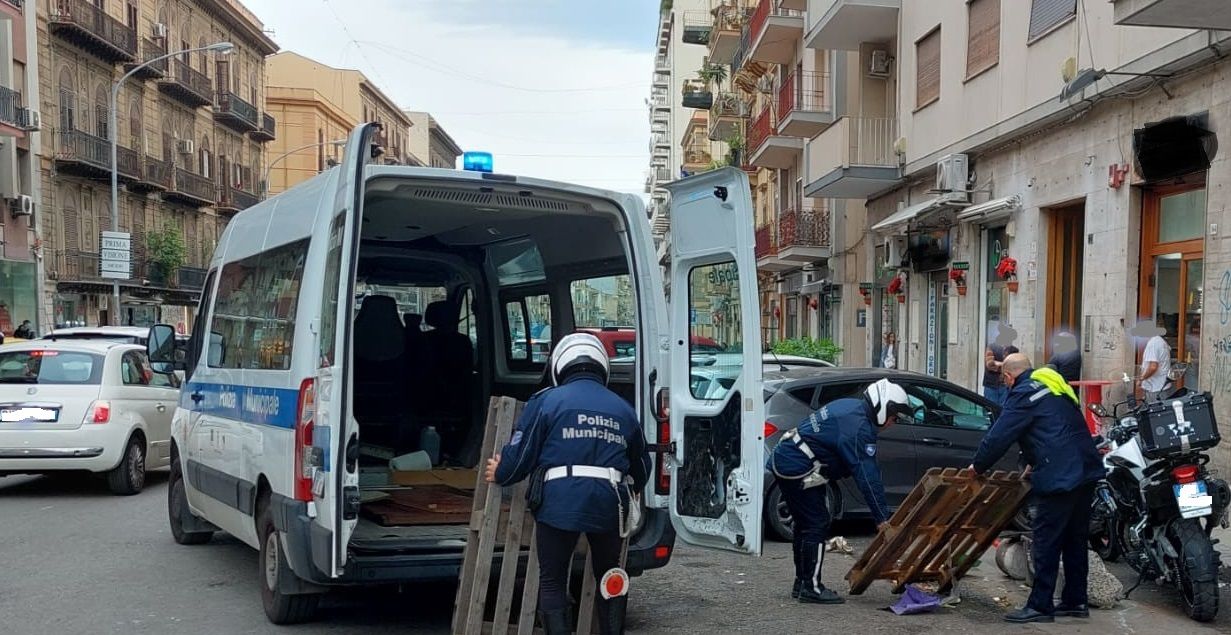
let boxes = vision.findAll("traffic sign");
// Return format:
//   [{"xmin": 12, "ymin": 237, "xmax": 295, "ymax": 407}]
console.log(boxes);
[{"xmin": 100, "ymin": 231, "xmax": 131, "ymax": 279}]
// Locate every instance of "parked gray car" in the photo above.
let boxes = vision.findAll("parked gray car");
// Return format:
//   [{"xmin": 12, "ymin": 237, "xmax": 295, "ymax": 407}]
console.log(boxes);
[{"xmin": 761, "ymin": 367, "xmax": 1022, "ymax": 541}]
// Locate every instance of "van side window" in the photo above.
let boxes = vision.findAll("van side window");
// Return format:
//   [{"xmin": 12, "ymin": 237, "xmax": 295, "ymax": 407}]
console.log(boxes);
[
  {"xmin": 185, "ymin": 270, "xmax": 216, "ymax": 380},
  {"xmin": 503, "ymin": 294, "xmax": 551, "ymax": 368},
  {"xmin": 210, "ymin": 239, "xmax": 310, "ymax": 370}
]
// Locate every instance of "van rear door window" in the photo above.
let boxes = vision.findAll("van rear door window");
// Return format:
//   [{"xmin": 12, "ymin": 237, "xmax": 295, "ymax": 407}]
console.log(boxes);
[
  {"xmin": 489, "ymin": 238, "xmax": 546, "ymax": 286},
  {"xmin": 210, "ymin": 239, "xmax": 310, "ymax": 370}
]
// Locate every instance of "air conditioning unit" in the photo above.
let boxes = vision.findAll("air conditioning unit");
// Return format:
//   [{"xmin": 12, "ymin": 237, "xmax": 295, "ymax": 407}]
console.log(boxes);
[
  {"xmin": 755, "ymin": 75, "xmax": 774, "ymax": 94},
  {"xmin": 25, "ymin": 111, "xmax": 41, "ymax": 132},
  {"xmin": 884, "ymin": 236, "xmax": 908, "ymax": 268},
  {"xmin": 153, "ymin": 23, "xmax": 168, "ymax": 39},
  {"xmin": 176, "ymin": 139, "xmax": 195, "ymax": 155},
  {"xmin": 869, "ymin": 50, "xmax": 892, "ymax": 78},
  {"xmin": 935, "ymin": 153, "xmax": 970, "ymax": 204},
  {"xmin": 8, "ymin": 195, "xmax": 33, "ymax": 218}
]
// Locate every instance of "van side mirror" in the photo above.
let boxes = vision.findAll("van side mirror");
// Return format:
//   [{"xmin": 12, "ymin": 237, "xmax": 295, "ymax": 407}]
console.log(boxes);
[{"xmin": 148, "ymin": 324, "xmax": 178, "ymax": 365}]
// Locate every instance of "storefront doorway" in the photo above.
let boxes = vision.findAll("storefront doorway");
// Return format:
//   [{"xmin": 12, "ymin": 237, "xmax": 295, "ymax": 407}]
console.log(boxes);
[
  {"xmin": 1139, "ymin": 184, "xmax": 1206, "ymax": 387},
  {"xmin": 1046, "ymin": 204, "xmax": 1085, "ymax": 358}
]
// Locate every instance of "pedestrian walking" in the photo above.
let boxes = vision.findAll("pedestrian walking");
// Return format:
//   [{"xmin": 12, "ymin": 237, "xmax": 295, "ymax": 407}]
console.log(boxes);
[
  {"xmin": 983, "ymin": 322, "xmax": 1019, "ymax": 405},
  {"xmin": 485, "ymin": 333, "xmax": 650, "ymax": 635},
  {"xmin": 969, "ymin": 353, "xmax": 1104, "ymax": 623},
  {"xmin": 768, "ymin": 379, "xmax": 909, "ymax": 604},
  {"xmin": 880, "ymin": 332, "xmax": 897, "ymax": 369},
  {"xmin": 1135, "ymin": 319, "xmax": 1172, "ymax": 402}
]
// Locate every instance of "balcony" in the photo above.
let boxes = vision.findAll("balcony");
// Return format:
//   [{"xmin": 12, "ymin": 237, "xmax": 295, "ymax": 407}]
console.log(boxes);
[
  {"xmin": 777, "ymin": 71, "xmax": 833, "ymax": 137},
  {"xmin": 732, "ymin": 27, "xmax": 770, "ymax": 86},
  {"xmin": 158, "ymin": 60, "xmax": 214, "ymax": 108},
  {"xmin": 0, "ymin": 85, "xmax": 30, "ymax": 137},
  {"xmin": 177, "ymin": 266, "xmax": 208, "ymax": 290},
  {"xmin": 653, "ymin": 70, "xmax": 670, "ymax": 88},
  {"xmin": 166, "ymin": 168, "xmax": 216, "ymax": 207},
  {"xmin": 683, "ymin": 11, "xmax": 712, "ymax": 44},
  {"xmin": 777, "ymin": 206, "xmax": 831, "ymax": 262},
  {"xmin": 682, "ymin": 80, "xmax": 713, "ymax": 110},
  {"xmin": 710, "ymin": 2, "xmax": 751, "ymax": 63},
  {"xmin": 756, "ymin": 224, "xmax": 792, "ymax": 272},
  {"xmin": 58, "ymin": 250, "xmax": 105, "ymax": 282},
  {"xmin": 55, "ymin": 130, "xmax": 141, "ymax": 182},
  {"xmin": 48, "ymin": 0, "xmax": 137, "ymax": 63},
  {"xmin": 707, "ymin": 92, "xmax": 747, "ymax": 142},
  {"xmin": 804, "ymin": 116, "xmax": 900, "ymax": 199},
  {"xmin": 131, "ymin": 156, "xmax": 171, "ymax": 192},
  {"xmin": 123, "ymin": 39, "xmax": 168, "ymax": 80},
  {"xmin": 213, "ymin": 90, "xmax": 259, "ymax": 132},
  {"xmin": 747, "ymin": 106, "xmax": 803, "ymax": 169},
  {"xmin": 216, "ymin": 184, "xmax": 259, "ymax": 216},
  {"xmin": 682, "ymin": 141, "xmax": 713, "ymax": 171},
  {"xmin": 748, "ymin": 1, "xmax": 804, "ymax": 65},
  {"xmin": 250, "ymin": 112, "xmax": 276, "ymax": 142},
  {"xmin": 806, "ymin": 0, "xmax": 900, "ymax": 51},
  {"xmin": 1113, "ymin": 0, "xmax": 1231, "ymax": 29}
]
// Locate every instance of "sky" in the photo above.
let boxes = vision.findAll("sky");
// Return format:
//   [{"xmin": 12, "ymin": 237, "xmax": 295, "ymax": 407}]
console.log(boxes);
[{"xmin": 243, "ymin": 0, "xmax": 660, "ymax": 195}]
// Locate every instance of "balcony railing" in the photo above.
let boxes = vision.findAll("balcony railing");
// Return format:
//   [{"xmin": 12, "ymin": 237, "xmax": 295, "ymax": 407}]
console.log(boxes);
[
  {"xmin": 125, "ymin": 38, "xmax": 168, "ymax": 79},
  {"xmin": 778, "ymin": 71, "xmax": 829, "ymax": 119},
  {"xmin": 779, "ymin": 206, "xmax": 831, "ymax": 250},
  {"xmin": 159, "ymin": 59, "xmax": 214, "ymax": 108},
  {"xmin": 178, "ymin": 266, "xmax": 207, "ymax": 290},
  {"xmin": 217, "ymin": 184, "xmax": 259, "ymax": 214},
  {"xmin": 59, "ymin": 250, "xmax": 105, "ymax": 281},
  {"xmin": 168, "ymin": 168, "xmax": 215, "ymax": 206},
  {"xmin": 749, "ymin": 0, "xmax": 803, "ymax": 43},
  {"xmin": 683, "ymin": 142, "xmax": 713, "ymax": 167},
  {"xmin": 56, "ymin": 129, "xmax": 141, "ymax": 181},
  {"xmin": 250, "ymin": 112, "xmax": 276, "ymax": 142},
  {"xmin": 48, "ymin": 0, "xmax": 137, "ymax": 63},
  {"xmin": 2, "ymin": 0, "xmax": 25, "ymax": 9},
  {"xmin": 755, "ymin": 224, "xmax": 777, "ymax": 259},
  {"xmin": 131, "ymin": 156, "xmax": 171, "ymax": 191},
  {"xmin": 747, "ymin": 106, "xmax": 774, "ymax": 156},
  {"xmin": 214, "ymin": 90, "xmax": 259, "ymax": 132},
  {"xmin": 683, "ymin": 11, "xmax": 713, "ymax": 44},
  {"xmin": 0, "ymin": 84, "xmax": 29, "ymax": 130}
]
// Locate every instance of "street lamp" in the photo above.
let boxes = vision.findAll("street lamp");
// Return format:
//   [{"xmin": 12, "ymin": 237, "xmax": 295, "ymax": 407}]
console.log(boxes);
[
  {"xmin": 108, "ymin": 41, "xmax": 234, "ymax": 326},
  {"xmin": 262, "ymin": 138, "xmax": 347, "ymax": 197}
]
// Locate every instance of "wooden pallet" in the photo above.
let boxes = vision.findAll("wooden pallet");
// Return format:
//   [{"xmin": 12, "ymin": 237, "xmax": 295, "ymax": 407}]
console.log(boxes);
[
  {"xmin": 845, "ymin": 467, "xmax": 1031, "ymax": 595},
  {"xmin": 452, "ymin": 396, "xmax": 625, "ymax": 635}
]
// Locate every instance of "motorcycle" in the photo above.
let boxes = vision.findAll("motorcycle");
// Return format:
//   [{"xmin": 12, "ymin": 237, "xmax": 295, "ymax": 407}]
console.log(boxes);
[{"xmin": 1087, "ymin": 372, "xmax": 1230, "ymax": 622}]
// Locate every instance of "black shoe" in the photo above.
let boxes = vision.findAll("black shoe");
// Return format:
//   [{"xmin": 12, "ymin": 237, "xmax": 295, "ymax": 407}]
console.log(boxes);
[
  {"xmin": 1003, "ymin": 607, "xmax": 1055, "ymax": 623},
  {"xmin": 799, "ymin": 585, "xmax": 846, "ymax": 605},
  {"xmin": 539, "ymin": 608, "xmax": 572, "ymax": 635},
  {"xmin": 1054, "ymin": 604, "xmax": 1089, "ymax": 618},
  {"xmin": 792, "ymin": 579, "xmax": 803, "ymax": 599}
]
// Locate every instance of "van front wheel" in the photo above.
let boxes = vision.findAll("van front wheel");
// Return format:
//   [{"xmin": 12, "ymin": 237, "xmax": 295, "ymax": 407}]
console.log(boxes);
[{"xmin": 258, "ymin": 502, "xmax": 319, "ymax": 624}]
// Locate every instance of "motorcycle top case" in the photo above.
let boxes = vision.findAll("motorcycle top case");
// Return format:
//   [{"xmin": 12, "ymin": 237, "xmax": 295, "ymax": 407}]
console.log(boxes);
[{"xmin": 1137, "ymin": 391, "xmax": 1220, "ymax": 460}]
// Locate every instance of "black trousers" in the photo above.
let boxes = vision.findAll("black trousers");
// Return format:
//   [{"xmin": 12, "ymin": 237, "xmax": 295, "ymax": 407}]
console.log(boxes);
[
  {"xmin": 1028, "ymin": 483, "xmax": 1096, "ymax": 613},
  {"xmin": 779, "ymin": 479, "xmax": 832, "ymax": 589},
  {"xmin": 535, "ymin": 522, "xmax": 623, "ymax": 613}
]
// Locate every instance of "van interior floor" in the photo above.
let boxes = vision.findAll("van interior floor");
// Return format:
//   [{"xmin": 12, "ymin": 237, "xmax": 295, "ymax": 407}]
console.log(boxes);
[{"xmin": 352, "ymin": 516, "xmax": 469, "ymax": 544}]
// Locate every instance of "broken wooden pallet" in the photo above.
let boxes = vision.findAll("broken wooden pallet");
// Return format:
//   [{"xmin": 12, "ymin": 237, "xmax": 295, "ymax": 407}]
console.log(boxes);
[
  {"xmin": 846, "ymin": 467, "xmax": 1031, "ymax": 595},
  {"xmin": 452, "ymin": 396, "xmax": 626, "ymax": 635}
]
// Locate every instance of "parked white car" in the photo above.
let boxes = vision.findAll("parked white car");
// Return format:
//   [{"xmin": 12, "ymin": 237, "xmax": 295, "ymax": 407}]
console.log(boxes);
[{"xmin": 0, "ymin": 340, "xmax": 178, "ymax": 494}]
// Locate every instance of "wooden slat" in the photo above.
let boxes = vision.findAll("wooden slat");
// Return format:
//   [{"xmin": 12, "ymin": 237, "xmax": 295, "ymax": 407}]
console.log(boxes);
[
  {"xmin": 453, "ymin": 400, "xmax": 504, "ymax": 634},
  {"xmin": 464, "ymin": 398, "xmax": 522, "ymax": 635}
]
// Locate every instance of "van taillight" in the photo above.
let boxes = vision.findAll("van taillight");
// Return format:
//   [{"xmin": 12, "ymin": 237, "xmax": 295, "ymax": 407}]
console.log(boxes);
[
  {"xmin": 655, "ymin": 388, "xmax": 670, "ymax": 495},
  {"xmin": 294, "ymin": 378, "xmax": 317, "ymax": 502}
]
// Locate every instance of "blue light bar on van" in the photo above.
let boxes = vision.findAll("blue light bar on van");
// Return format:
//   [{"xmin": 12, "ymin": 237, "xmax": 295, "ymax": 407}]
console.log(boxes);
[{"xmin": 463, "ymin": 152, "xmax": 493, "ymax": 173}]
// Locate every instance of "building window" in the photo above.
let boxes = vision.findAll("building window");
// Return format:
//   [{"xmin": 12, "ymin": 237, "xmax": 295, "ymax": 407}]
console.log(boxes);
[
  {"xmin": 966, "ymin": 0, "xmax": 999, "ymax": 79},
  {"xmin": 915, "ymin": 27, "xmax": 941, "ymax": 110},
  {"xmin": 1028, "ymin": 0, "xmax": 1076, "ymax": 42}
]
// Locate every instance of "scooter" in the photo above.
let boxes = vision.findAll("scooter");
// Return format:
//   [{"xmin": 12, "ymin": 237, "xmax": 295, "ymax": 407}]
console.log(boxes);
[{"xmin": 1087, "ymin": 373, "xmax": 1230, "ymax": 622}]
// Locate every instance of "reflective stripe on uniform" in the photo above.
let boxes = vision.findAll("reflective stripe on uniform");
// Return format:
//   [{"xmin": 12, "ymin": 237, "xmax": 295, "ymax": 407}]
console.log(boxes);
[
  {"xmin": 544, "ymin": 465, "xmax": 623, "ymax": 483},
  {"xmin": 1029, "ymin": 388, "xmax": 1051, "ymax": 402}
]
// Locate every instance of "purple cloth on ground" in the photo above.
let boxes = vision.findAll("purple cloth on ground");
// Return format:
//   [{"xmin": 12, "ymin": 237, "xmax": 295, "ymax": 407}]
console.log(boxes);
[{"xmin": 890, "ymin": 585, "xmax": 941, "ymax": 615}]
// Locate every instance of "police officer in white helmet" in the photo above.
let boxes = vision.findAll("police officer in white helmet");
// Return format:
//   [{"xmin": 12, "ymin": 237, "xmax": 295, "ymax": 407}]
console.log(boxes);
[
  {"xmin": 486, "ymin": 333, "xmax": 651, "ymax": 634},
  {"xmin": 768, "ymin": 378, "xmax": 911, "ymax": 604}
]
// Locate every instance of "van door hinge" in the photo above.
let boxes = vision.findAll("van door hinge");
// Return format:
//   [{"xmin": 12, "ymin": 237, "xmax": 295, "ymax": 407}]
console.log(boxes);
[{"xmin": 342, "ymin": 485, "xmax": 360, "ymax": 520}]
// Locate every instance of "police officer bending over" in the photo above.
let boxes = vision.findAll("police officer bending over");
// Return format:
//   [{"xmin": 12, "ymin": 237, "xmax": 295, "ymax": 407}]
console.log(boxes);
[
  {"xmin": 769, "ymin": 378, "xmax": 911, "ymax": 604},
  {"xmin": 969, "ymin": 353, "xmax": 1104, "ymax": 624},
  {"xmin": 485, "ymin": 333, "xmax": 651, "ymax": 635}
]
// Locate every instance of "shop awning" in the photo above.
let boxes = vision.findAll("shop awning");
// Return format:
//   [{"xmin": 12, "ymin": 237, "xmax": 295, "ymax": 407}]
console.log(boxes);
[
  {"xmin": 957, "ymin": 195, "xmax": 1022, "ymax": 223},
  {"xmin": 871, "ymin": 198, "xmax": 943, "ymax": 234}
]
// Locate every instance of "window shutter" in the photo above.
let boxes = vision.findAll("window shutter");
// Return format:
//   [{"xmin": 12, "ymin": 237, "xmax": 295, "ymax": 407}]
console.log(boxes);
[
  {"xmin": 916, "ymin": 29, "xmax": 941, "ymax": 108},
  {"xmin": 966, "ymin": 0, "xmax": 1000, "ymax": 78},
  {"xmin": 1028, "ymin": 0, "xmax": 1076, "ymax": 41}
]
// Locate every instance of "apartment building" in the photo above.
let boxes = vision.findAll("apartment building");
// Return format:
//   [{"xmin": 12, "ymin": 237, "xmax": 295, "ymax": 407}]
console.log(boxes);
[
  {"xmin": 37, "ymin": 0, "xmax": 277, "ymax": 329},
  {"xmin": 263, "ymin": 86, "xmax": 353, "ymax": 195},
  {"xmin": 403, "ymin": 110, "xmax": 462, "ymax": 170},
  {"xmin": 0, "ymin": 0, "xmax": 41, "ymax": 335},
  {"xmin": 266, "ymin": 51, "xmax": 412, "ymax": 173}
]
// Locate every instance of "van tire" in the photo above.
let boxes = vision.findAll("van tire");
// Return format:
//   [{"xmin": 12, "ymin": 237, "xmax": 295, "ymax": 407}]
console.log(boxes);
[
  {"xmin": 168, "ymin": 459, "xmax": 212, "ymax": 545},
  {"xmin": 107, "ymin": 436, "xmax": 146, "ymax": 495},
  {"xmin": 258, "ymin": 499, "xmax": 319, "ymax": 624}
]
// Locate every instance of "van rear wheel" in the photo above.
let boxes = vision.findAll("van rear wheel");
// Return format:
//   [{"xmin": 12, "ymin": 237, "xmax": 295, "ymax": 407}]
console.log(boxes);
[{"xmin": 258, "ymin": 500, "xmax": 319, "ymax": 624}]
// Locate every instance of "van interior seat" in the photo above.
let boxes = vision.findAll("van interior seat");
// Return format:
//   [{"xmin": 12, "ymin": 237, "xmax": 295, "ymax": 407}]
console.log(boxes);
[
  {"xmin": 421, "ymin": 300, "xmax": 474, "ymax": 457},
  {"xmin": 353, "ymin": 295, "xmax": 408, "ymax": 447}
]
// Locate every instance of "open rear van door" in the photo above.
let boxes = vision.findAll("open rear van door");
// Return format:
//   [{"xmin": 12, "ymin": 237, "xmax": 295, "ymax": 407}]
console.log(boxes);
[
  {"xmin": 314, "ymin": 122, "xmax": 381, "ymax": 576},
  {"xmin": 663, "ymin": 168, "xmax": 764, "ymax": 555}
]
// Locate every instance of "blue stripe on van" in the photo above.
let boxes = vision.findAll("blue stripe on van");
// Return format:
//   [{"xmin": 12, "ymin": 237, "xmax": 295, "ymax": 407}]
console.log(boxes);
[{"xmin": 181, "ymin": 381, "xmax": 300, "ymax": 429}]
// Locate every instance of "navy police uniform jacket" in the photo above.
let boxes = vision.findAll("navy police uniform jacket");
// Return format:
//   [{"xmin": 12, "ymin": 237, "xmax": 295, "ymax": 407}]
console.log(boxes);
[
  {"xmin": 971, "ymin": 369, "xmax": 1104, "ymax": 495},
  {"xmin": 494, "ymin": 373, "xmax": 652, "ymax": 533},
  {"xmin": 768, "ymin": 397, "xmax": 892, "ymax": 524}
]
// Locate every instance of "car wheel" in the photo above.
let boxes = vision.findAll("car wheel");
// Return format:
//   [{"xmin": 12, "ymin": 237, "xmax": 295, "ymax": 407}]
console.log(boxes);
[
  {"xmin": 107, "ymin": 436, "xmax": 146, "ymax": 495},
  {"xmin": 765, "ymin": 482, "xmax": 841, "ymax": 542},
  {"xmin": 258, "ymin": 496, "xmax": 319, "ymax": 624},
  {"xmin": 168, "ymin": 458, "xmax": 212, "ymax": 545}
]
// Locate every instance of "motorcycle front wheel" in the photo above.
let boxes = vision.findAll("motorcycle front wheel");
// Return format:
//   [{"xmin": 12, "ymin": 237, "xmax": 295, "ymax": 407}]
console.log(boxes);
[{"xmin": 1171, "ymin": 519, "xmax": 1220, "ymax": 622}]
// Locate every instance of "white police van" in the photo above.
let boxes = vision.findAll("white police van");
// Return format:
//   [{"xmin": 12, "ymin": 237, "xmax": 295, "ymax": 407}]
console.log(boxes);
[{"xmin": 146, "ymin": 123, "xmax": 764, "ymax": 624}]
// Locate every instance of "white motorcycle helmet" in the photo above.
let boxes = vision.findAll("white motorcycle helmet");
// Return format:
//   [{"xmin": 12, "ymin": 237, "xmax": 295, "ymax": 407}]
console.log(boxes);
[
  {"xmin": 550, "ymin": 333, "xmax": 610, "ymax": 385},
  {"xmin": 865, "ymin": 378, "xmax": 911, "ymax": 426}
]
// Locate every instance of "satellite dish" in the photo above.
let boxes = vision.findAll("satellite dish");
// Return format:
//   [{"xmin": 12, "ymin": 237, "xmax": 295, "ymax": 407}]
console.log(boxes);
[{"xmin": 1060, "ymin": 57, "xmax": 1078, "ymax": 83}]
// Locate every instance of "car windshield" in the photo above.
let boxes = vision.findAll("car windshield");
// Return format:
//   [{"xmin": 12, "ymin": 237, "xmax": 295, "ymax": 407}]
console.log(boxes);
[{"xmin": 0, "ymin": 350, "xmax": 104, "ymax": 384}]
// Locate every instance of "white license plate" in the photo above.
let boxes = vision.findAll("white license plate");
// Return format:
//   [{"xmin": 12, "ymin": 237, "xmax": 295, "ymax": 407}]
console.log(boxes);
[
  {"xmin": 1174, "ymin": 480, "xmax": 1213, "ymax": 519},
  {"xmin": 0, "ymin": 407, "xmax": 59, "ymax": 422}
]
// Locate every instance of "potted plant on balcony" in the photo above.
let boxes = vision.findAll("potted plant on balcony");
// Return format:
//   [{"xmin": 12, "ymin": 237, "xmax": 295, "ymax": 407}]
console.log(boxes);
[
  {"xmin": 725, "ymin": 130, "xmax": 745, "ymax": 167},
  {"xmin": 682, "ymin": 79, "xmax": 714, "ymax": 110},
  {"xmin": 147, "ymin": 226, "xmax": 186, "ymax": 288},
  {"xmin": 996, "ymin": 254, "xmax": 1019, "ymax": 293},
  {"xmin": 949, "ymin": 267, "xmax": 968, "ymax": 296}
]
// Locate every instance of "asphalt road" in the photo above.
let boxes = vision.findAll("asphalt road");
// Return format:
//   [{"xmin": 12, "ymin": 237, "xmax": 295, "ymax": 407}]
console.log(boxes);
[{"xmin": 1, "ymin": 472, "xmax": 1227, "ymax": 634}]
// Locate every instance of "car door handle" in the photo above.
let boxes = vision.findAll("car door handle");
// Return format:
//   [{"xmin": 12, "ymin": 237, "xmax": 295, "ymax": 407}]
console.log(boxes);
[{"xmin": 920, "ymin": 437, "xmax": 952, "ymax": 448}]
